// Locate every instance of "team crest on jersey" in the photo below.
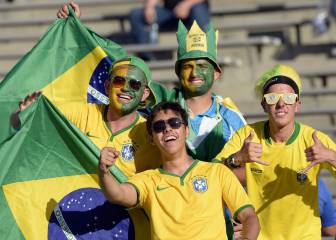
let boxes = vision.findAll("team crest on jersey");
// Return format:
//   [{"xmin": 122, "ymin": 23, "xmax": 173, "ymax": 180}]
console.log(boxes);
[
  {"xmin": 191, "ymin": 176, "xmax": 208, "ymax": 193},
  {"xmin": 121, "ymin": 144, "xmax": 135, "ymax": 161}
]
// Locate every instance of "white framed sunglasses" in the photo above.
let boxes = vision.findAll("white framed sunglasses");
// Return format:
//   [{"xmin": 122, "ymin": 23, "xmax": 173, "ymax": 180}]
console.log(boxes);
[{"xmin": 263, "ymin": 92, "xmax": 298, "ymax": 105}]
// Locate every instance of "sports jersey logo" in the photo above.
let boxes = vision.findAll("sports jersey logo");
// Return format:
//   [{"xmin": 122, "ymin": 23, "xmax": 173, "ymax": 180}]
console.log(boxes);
[
  {"xmin": 250, "ymin": 167, "xmax": 262, "ymax": 175},
  {"xmin": 121, "ymin": 144, "xmax": 135, "ymax": 161},
  {"xmin": 156, "ymin": 185, "xmax": 171, "ymax": 191},
  {"xmin": 191, "ymin": 176, "xmax": 208, "ymax": 193},
  {"xmin": 296, "ymin": 170, "xmax": 307, "ymax": 184}
]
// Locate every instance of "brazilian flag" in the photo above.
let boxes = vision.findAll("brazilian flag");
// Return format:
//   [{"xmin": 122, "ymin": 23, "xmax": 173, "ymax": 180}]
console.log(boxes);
[
  {"xmin": 0, "ymin": 8, "xmax": 125, "ymax": 144},
  {"xmin": 0, "ymin": 7, "xmax": 143, "ymax": 240}
]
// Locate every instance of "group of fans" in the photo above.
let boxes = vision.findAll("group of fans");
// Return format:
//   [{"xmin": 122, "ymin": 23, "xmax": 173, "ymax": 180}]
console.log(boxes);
[{"xmin": 12, "ymin": 1, "xmax": 336, "ymax": 239}]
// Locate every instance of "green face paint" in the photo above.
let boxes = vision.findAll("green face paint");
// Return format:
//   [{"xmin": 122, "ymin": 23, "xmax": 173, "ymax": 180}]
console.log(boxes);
[
  {"xmin": 108, "ymin": 65, "xmax": 147, "ymax": 116},
  {"xmin": 179, "ymin": 59, "xmax": 215, "ymax": 97}
]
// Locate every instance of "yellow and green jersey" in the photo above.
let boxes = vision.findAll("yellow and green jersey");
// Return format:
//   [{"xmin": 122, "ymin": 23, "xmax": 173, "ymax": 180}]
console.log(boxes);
[
  {"xmin": 216, "ymin": 121, "xmax": 336, "ymax": 240},
  {"xmin": 57, "ymin": 102, "xmax": 161, "ymax": 177},
  {"xmin": 128, "ymin": 160, "xmax": 253, "ymax": 240}
]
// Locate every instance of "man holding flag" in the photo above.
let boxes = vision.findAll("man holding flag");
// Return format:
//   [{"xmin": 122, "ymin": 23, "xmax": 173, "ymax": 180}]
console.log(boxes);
[{"xmin": 11, "ymin": 55, "xmax": 162, "ymax": 178}]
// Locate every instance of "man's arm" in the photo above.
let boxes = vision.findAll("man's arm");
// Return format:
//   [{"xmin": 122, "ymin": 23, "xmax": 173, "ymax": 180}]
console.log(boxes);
[
  {"xmin": 10, "ymin": 91, "xmax": 41, "ymax": 130},
  {"xmin": 221, "ymin": 131, "xmax": 269, "ymax": 185},
  {"xmin": 322, "ymin": 225, "xmax": 336, "ymax": 236},
  {"xmin": 304, "ymin": 131, "xmax": 336, "ymax": 173},
  {"xmin": 57, "ymin": 1, "xmax": 81, "ymax": 18},
  {"xmin": 236, "ymin": 208, "xmax": 260, "ymax": 240},
  {"xmin": 98, "ymin": 147, "xmax": 138, "ymax": 208},
  {"xmin": 174, "ymin": 0, "xmax": 206, "ymax": 19},
  {"xmin": 144, "ymin": 0, "xmax": 160, "ymax": 24},
  {"xmin": 231, "ymin": 167, "xmax": 247, "ymax": 187},
  {"xmin": 319, "ymin": 179, "xmax": 336, "ymax": 236}
]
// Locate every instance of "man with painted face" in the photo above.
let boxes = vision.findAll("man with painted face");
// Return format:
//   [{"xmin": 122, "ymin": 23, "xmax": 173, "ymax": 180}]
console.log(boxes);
[
  {"xmin": 10, "ymin": 56, "xmax": 161, "ymax": 239},
  {"xmin": 154, "ymin": 20, "xmax": 246, "ymax": 161},
  {"xmin": 11, "ymin": 56, "xmax": 161, "ymax": 177},
  {"xmin": 216, "ymin": 64, "xmax": 336, "ymax": 240}
]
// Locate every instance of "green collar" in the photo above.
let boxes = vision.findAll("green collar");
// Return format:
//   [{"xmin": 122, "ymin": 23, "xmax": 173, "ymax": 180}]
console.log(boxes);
[
  {"xmin": 159, "ymin": 160, "xmax": 199, "ymax": 185},
  {"xmin": 264, "ymin": 121, "xmax": 300, "ymax": 145},
  {"xmin": 104, "ymin": 106, "xmax": 140, "ymax": 138}
]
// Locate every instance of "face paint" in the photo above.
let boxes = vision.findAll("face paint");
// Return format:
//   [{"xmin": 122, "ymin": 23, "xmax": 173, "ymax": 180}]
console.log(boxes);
[
  {"xmin": 179, "ymin": 59, "xmax": 215, "ymax": 97},
  {"xmin": 108, "ymin": 65, "xmax": 147, "ymax": 116}
]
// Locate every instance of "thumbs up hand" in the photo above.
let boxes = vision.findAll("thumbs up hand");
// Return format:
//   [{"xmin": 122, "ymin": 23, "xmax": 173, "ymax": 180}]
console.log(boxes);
[
  {"xmin": 303, "ymin": 131, "xmax": 336, "ymax": 172},
  {"xmin": 235, "ymin": 131, "xmax": 269, "ymax": 166}
]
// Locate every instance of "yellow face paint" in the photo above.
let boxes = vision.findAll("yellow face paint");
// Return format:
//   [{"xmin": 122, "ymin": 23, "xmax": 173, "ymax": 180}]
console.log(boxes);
[
  {"xmin": 108, "ymin": 63, "xmax": 146, "ymax": 116},
  {"xmin": 180, "ymin": 59, "xmax": 198, "ymax": 92},
  {"xmin": 109, "ymin": 64, "xmax": 129, "ymax": 113}
]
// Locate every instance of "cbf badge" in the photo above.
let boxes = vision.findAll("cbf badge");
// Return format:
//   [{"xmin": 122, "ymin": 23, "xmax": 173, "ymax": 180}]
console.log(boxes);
[
  {"xmin": 296, "ymin": 170, "xmax": 308, "ymax": 184},
  {"xmin": 121, "ymin": 144, "xmax": 135, "ymax": 161},
  {"xmin": 191, "ymin": 176, "xmax": 208, "ymax": 193}
]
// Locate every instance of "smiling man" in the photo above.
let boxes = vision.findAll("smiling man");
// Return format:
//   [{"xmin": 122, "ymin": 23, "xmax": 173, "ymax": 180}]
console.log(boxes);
[
  {"xmin": 11, "ymin": 56, "xmax": 161, "ymax": 177},
  {"xmin": 10, "ymin": 55, "xmax": 162, "ymax": 238},
  {"xmin": 154, "ymin": 20, "xmax": 246, "ymax": 161},
  {"xmin": 216, "ymin": 64, "xmax": 336, "ymax": 240},
  {"xmin": 98, "ymin": 101, "xmax": 260, "ymax": 240}
]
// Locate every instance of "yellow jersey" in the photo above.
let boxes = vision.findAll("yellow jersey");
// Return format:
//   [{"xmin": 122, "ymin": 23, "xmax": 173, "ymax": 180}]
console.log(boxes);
[
  {"xmin": 128, "ymin": 160, "xmax": 253, "ymax": 240},
  {"xmin": 57, "ymin": 102, "xmax": 161, "ymax": 177},
  {"xmin": 216, "ymin": 121, "xmax": 336, "ymax": 240}
]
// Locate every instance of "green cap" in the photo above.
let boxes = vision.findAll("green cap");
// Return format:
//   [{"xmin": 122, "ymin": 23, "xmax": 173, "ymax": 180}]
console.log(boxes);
[
  {"xmin": 112, "ymin": 56, "xmax": 152, "ymax": 84},
  {"xmin": 175, "ymin": 20, "xmax": 221, "ymax": 75},
  {"xmin": 256, "ymin": 64, "xmax": 302, "ymax": 100},
  {"xmin": 112, "ymin": 56, "xmax": 162, "ymax": 107}
]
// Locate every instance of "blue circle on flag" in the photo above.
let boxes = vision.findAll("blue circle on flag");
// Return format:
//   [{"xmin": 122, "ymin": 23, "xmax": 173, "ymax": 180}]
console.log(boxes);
[{"xmin": 48, "ymin": 188, "xmax": 134, "ymax": 239}]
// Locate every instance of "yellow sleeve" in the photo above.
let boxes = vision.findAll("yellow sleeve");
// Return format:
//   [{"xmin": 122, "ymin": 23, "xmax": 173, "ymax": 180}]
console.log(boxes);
[
  {"xmin": 53, "ymin": 102, "xmax": 101, "ymax": 131},
  {"xmin": 219, "ymin": 164, "xmax": 253, "ymax": 219},
  {"xmin": 127, "ymin": 172, "xmax": 150, "ymax": 207},
  {"xmin": 215, "ymin": 125, "xmax": 249, "ymax": 161}
]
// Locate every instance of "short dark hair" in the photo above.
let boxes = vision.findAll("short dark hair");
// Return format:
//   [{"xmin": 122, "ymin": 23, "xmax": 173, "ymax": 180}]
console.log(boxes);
[{"xmin": 146, "ymin": 101, "xmax": 188, "ymax": 135}]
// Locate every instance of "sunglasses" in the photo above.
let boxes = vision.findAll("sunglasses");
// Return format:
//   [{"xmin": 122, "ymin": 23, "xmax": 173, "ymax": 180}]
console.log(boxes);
[
  {"xmin": 263, "ymin": 92, "xmax": 298, "ymax": 105},
  {"xmin": 111, "ymin": 76, "xmax": 143, "ymax": 91},
  {"xmin": 152, "ymin": 118, "xmax": 185, "ymax": 133}
]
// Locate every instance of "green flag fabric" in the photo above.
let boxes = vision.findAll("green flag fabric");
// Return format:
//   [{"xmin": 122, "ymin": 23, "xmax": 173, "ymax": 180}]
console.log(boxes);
[
  {"xmin": 0, "ymin": 7, "xmax": 126, "ymax": 144},
  {"xmin": 0, "ymin": 96, "xmax": 132, "ymax": 239}
]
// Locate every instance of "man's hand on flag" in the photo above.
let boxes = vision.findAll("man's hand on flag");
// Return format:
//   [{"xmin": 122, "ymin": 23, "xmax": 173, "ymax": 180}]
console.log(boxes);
[
  {"xmin": 10, "ymin": 91, "xmax": 41, "ymax": 130},
  {"xmin": 57, "ymin": 1, "xmax": 81, "ymax": 19},
  {"xmin": 19, "ymin": 91, "xmax": 42, "ymax": 112}
]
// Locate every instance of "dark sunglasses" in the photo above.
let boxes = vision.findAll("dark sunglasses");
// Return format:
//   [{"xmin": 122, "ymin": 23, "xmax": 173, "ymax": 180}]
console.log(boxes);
[
  {"xmin": 152, "ymin": 118, "xmax": 185, "ymax": 133},
  {"xmin": 111, "ymin": 76, "xmax": 143, "ymax": 91}
]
